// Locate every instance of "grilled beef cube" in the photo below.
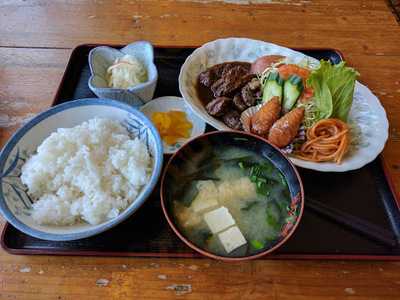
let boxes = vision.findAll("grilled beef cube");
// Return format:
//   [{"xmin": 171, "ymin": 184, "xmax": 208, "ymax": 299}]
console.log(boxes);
[
  {"xmin": 205, "ymin": 97, "xmax": 232, "ymax": 117},
  {"xmin": 198, "ymin": 63, "xmax": 227, "ymax": 87},
  {"xmin": 222, "ymin": 110, "xmax": 241, "ymax": 130},
  {"xmin": 199, "ymin": 62, "xmax": 251, "ymax": 89},
  {"xmin": 199, "ymin": 71, "xmax": 217, "ymax": 88},
  {"xmin": 241, "ymin": 84, "xmax": 257, "ymax": 107},
  {"xmin": 210, "ymin": 78, "xmax": 226, "ymax": 97},
  {"xmin": 211, "ymin": 66, "xmax": 253, "ymax": 97},
  {"xmin": 248, "ymin": 78, "xmax": 261, "ymax": 91},
  {"xmin": 233, "ymin": 93, "xmax": 248, "ymax": 112},
  {"xmin": 220, "ymin": 63, "xmax": 250, "ymax": 77}
]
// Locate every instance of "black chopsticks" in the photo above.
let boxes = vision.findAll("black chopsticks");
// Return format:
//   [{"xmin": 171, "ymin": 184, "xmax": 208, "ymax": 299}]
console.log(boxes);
[{"xmin": 305, "ymin": 197, "xmax": 399, "ymax": 248}]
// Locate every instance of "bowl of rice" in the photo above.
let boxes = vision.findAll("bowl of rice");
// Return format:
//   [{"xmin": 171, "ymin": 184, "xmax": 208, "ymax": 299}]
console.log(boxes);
[{"xmin": 0, "ymin": 98, "xmax": 163, "ymax": 241}]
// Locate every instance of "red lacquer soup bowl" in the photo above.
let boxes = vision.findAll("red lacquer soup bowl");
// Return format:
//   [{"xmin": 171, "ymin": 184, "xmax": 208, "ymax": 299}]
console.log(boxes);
[{"xmin": 160, "ymin": 131, "xmax": 304, "ymax": 261}]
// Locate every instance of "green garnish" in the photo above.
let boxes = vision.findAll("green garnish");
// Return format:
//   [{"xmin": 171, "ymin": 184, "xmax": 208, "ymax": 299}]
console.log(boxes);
[
  {"xmin": 285, "ymin": 215, "xmax": 297, "ymax": 224},
  {"xmin": 250, "ymin": 175, "xmax": 258, "ymax": 183},
  {"xmin": 266, "ymin": 211, "xmax": 279, "ymax": 227},
  {"xmin": 257, "ymin": 177, "xmax": 267, "ymax": 183},
  {"xmin": 266, "ymin": 202, "xmax": 282, "ymax": 231},
  {"xmin": 265, "ymin": 236, "xmax": 277, "ymax": 245},
  {"xmin": 250, "ymin": 240, "xmax": 265, "ymax": 250},
  {"xmin": 256, "ymin": 181, "xmax": 270, "ymax": 196},
  {"xmin": 274, "ymin": 198, "xmax": 291, "ymax": 215},
  {"xmin": 237, "ymin": 162, "xmax": 279, "ymax": 196},
  {"xmin": 278, "ymin": 173, "xmax": 287, "ymax": 187}
]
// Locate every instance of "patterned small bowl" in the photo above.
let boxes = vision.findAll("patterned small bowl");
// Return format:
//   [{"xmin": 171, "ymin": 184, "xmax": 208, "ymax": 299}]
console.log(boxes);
[
  {"xmin": 0, "ymin": 98, "xmax": 163, "ymax": 241},
  {"xmin": 88, "ymin": 41, "xmax": 158, "ymax": 107}
]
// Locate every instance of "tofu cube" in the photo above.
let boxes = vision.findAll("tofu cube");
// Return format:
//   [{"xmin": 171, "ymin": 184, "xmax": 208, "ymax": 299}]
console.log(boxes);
[
  {"xmin": 203, "ymin": 206, "xmax": 235, "ymax": 234},
  {"xmin": 218, "ymin": 226, "xmax": 247, "ymax": 253},
  {"xmin": 191, "ymin": 181, "xmax": 219, "ymax": 213}
]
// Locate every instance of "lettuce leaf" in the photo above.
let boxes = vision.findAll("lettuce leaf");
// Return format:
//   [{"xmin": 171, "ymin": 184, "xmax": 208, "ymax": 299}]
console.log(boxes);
[
  {"xmin": 309, "ymin": 70, "xmax": 333, "ymax": 121},
  {"xmin": 306, "ymin": 60, "xmax": 359, "ymax": 124}
]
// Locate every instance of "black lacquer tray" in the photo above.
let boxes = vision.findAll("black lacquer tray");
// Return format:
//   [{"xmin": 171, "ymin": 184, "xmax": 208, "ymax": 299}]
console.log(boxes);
[{"xmin": 2, "ymin": 44, "xmax": 400, "ymax": 260}]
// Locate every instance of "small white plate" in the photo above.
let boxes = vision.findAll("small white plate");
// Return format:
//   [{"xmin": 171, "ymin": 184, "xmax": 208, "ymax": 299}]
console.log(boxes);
[{"xmin": 141, "ymin": 96, "xmax": 206, "ymax": 154}]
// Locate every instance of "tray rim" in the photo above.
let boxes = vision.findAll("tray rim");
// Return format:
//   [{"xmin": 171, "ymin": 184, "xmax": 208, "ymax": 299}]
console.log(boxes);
[
  {"xmin": 2, "ymin": 43, "xmax": 399, "ymax": 260},
  {"xmin": 2, "ymin": 221, "xmax": 400, "ymax": 261}
]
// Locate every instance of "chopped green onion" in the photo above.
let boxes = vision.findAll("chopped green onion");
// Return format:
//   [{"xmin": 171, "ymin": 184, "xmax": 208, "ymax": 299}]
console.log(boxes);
[
  {"xmin": 250, "ymin": 240, "xmax": 265, "ymax": 250},
  {"xmin": 266, "ymin": 204, "xmax": 281, "ymax": 230},
  {"xmin": 257, "ymin": 177, "xmax": 267, "ymax": 183},
  {"xmin": 256, "ymin": 182, "xmax": 270, "ymax": 196},
  {"xmin": 250, "ymin": 175, "xmax": 258, "ymax": 183},
  {"xmin": 279, "ymin": 173, "xmax": 287, "ymax": 187},
  {"xmin": 265, "ymin": 236, "xmax": 277, "ymax": 245},
  {"xmin": 285, "ymin": 215, "xmax": 297, "ymax": 224},
  {"xmin": 266, "ymin": 213, "xmax": 278, "ymax": 227}
]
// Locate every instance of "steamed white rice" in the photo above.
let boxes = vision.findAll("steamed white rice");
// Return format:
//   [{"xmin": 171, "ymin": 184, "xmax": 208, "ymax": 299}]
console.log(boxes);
[{"xmin": 20, "ymin": 118, "xmax": 152, "ymax": 225}]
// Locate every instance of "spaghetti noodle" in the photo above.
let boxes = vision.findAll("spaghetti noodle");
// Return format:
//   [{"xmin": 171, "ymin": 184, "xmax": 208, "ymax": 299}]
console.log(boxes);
[{"xmin": 294, "ymin": 118, "xmax": 349, "ymax": 164}]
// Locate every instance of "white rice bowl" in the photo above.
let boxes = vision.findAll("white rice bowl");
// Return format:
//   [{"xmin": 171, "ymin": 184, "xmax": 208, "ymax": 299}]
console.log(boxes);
[{"xmin": 21, "ymin": 118, "xmax": 152, "ymax": 226}]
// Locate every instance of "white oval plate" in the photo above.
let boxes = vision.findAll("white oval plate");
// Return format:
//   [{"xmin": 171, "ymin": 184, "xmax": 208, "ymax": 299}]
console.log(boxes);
[
  {"xmin": 179, "ymin": 37, "xmax": 389, "ymax": 172},
  {"xmin": 140, "ymin": 96, "xmax": 206, "ymax": 154}
]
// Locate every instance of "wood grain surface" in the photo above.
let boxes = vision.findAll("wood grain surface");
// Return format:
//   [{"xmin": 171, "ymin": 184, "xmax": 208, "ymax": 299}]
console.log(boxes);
[{"xmin": 1, "ymin": 0, "xmax": 400, "ymax": 299}]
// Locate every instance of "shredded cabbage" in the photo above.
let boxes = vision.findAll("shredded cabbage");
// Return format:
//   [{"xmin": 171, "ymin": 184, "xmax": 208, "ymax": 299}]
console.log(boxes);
[
  {"xmin": 300, "ymin": 100, "xmax": 319, "ymax": 129},
  {"xmin": 107, "ymin": 55, "xmax": 147, "ymax": 89},
  {"xmin": 297, "ymin": 57, "xmax": 319, "ymax": 70}
]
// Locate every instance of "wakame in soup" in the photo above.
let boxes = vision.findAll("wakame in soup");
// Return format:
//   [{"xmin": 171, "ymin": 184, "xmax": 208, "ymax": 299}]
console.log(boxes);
[{"xmin": 170, "ymin": 145, "xmax": 292, "ymax": 257}]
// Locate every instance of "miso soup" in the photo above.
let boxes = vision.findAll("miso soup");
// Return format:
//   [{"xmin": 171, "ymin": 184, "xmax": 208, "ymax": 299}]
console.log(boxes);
[{"xmin": 170, "ymin": 145, "xmax": 292, "ymax": 257}]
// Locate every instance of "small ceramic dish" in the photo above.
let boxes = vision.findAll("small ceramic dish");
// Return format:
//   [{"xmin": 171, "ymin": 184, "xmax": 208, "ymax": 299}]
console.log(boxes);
[
  {"xmin": 0, "ymin": 98, "xmax": 163, "ymax": 241},
  {"xmin": 140, "ymin": 96, "xmax": 206, "ymax": 154},
  {"xmin": 160, "ymin": 130, "xmax": 304, "ymax": 261},
  {"xmin": 88, "ymin": 41, "xmax": 158, "ymax": 107}
]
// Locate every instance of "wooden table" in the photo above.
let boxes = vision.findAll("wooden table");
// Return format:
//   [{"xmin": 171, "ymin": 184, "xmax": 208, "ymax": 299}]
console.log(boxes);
[{"xmin": 1, "ymin": 1, "xmax": 400, "ymax": 299}]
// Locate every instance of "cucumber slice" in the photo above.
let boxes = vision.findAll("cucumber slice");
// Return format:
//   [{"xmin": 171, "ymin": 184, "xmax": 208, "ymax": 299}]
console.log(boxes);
[
  {"xmin": 282, "ymin": 75, "xmax": 304, "ymax": 113},
  {"xmin": 262, "ymin": 72, "xmax": 283, "ymax": 103}
]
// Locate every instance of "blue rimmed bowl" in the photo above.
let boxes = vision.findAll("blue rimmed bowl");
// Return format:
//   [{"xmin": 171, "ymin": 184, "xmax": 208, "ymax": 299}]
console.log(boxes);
[
  {"xmin": 0, "ymin": 98, "xmax": 163, "ymax": 241},
  {"xmin": 88, "ymin": 41, "xmax": 158, "ymax": 107}
]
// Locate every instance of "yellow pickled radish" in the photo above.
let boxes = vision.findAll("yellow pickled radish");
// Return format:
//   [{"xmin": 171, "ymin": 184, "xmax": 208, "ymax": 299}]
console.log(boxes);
[{"xmin": 151, "ymin": 110, "xmax": 193, "ymax": 145}]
